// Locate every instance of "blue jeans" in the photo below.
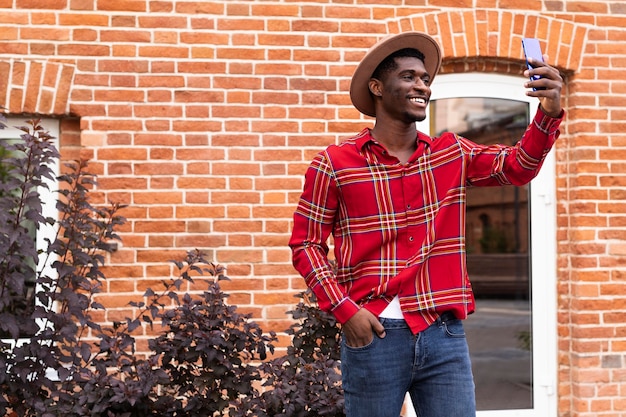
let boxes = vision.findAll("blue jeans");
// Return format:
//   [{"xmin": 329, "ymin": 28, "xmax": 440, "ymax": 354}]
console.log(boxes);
[{"xmin": 341, "ymin": 313, "xmax": 476, "ymax": 417}]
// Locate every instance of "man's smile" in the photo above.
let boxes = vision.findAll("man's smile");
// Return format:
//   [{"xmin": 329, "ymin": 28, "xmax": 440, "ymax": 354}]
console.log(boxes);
[{"xmin": 409, "ymin": 97, "xmax": 427, "ymax": 105}]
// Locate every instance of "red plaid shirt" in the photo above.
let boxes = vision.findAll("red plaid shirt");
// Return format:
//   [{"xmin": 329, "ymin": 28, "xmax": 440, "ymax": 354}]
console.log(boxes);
[{"xmin": 289, "ymin": 108, "xmax": 563, "ymax": 334}]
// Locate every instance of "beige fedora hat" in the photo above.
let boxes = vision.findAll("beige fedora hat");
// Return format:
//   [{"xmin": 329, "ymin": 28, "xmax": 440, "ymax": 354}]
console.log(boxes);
[{"xmin": 349, "ymin": 32, "xmax": 442, "ymax": 117}]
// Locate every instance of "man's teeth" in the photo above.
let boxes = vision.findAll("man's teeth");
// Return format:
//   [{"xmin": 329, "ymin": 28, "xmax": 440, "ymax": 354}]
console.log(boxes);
[{"xmin": 410, "ymin": 98, "xmax": 425, "ymax": 104}]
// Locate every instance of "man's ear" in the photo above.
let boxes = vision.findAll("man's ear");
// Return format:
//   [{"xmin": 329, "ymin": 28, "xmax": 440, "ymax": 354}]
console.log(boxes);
[{"xmin": 369, "ymin": 78, "xmax": 383, "ymax": 97}]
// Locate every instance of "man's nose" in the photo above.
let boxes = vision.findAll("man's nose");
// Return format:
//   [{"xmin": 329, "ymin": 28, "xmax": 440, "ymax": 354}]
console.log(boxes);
[{"xmin": 412, "ymin": 78, "xmax": 430, "ymax": 91}]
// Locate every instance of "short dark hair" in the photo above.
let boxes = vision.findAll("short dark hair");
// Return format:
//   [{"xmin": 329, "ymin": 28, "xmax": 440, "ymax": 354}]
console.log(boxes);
[{"xmin": 371, "ymin": 48, "xmax": 426, "ymax": 81}]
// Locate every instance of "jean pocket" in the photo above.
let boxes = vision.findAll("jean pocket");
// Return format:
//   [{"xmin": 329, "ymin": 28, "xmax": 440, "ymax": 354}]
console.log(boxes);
[
  {"xmin": 343, "ymin": 333, "xmax": 377, "ymax": 351},
  {"xmin": 442, "ymin": 319, "xmax": 466, "ymax": 338}
]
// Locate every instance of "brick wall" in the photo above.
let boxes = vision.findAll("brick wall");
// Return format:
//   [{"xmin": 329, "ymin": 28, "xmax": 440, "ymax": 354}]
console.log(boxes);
[{"xmin": 1, "ymin": 1, "xmax": 625, "ymax": 416}]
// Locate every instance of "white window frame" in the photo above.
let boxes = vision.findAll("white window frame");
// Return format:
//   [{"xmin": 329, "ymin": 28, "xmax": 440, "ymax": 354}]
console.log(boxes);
[
  {"xmin": 0, "ymin": 117, "xmax": 60, "ymax": 340},
  {"xmin": 409, "ymin": 73, "xmax": 558, "ymax": 417}
]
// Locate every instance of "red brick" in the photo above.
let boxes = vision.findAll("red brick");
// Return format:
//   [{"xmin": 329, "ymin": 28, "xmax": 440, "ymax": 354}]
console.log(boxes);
[
  {"xmin": 212, "ymin": 191, "xmax": 261, "ymax": 205},
  {"xmin": 176, "ymin": 177, "xmax": 226, "ymax": 190},
  {"xmin": 175, "ymin": 1, "xmax": 223, "ymax": 14},
  {"xmin": 0, "ymin": 26, "xmax": 18, "ymax": 41},
  {"xmin": 134, "ymin": 192, "xmax": 183, "ymax": 206},
  {"xmin": 138, "ymin": 16, "xmax": 186, "ymax": 28},
  {"xmin": 138, "ymin": 45, "xmax": 189, "ymax": 58},
  {"xmin": 16, "ymin": 0, "xmax": 67, "ymax": 8},
  {"xmin": 97, "ymin": 147, "xmax": 147, "ymax": 161},
  {"xmin": 175, "ymin": 234, "xmax": 226, "ymax": 249},
  {"xmin": 176, "ymin": 205, "xmax": 224, "ymax": 218},
  {"xmin": 97, "ymin": 177, "xmax": 148, "ymax": 190},
  {"xmin": 98, "ymin": 0, "xmax": 146, "ymax": 12},
  {"xmin": 217, "ymin": 249, "xmax": 264, "ymax": 264}
]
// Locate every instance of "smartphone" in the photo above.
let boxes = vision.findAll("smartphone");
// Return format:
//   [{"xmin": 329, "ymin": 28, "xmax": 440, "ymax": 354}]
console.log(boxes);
[{"xmin": 522, "ymin": 38, "xmax": 545, "ymax": 90}]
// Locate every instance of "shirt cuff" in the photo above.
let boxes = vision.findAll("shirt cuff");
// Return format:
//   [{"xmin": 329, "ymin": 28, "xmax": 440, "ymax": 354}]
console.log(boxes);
[
  {"xmin": 535, "ymin": 107, "xmax": 565, "ymax": 135},
  {"xmin": 331, "ymin": 297, "xmax": 361, "ymax": 324}
]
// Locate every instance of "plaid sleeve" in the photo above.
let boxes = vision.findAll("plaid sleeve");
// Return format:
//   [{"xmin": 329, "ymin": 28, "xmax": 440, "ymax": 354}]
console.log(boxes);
[
  {"xmin": 289, "ymin": 151, "xmax": 360, "ymax": 324},
  {"xmin": 465, "ymin": 107, "xmax": 563, "ymax": 187}
]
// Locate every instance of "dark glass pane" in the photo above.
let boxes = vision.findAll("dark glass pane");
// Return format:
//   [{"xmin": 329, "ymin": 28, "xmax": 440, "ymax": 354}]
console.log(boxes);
[{"xmin": 430, "ymin": 98, "xmax": 533, "ymax": 410}]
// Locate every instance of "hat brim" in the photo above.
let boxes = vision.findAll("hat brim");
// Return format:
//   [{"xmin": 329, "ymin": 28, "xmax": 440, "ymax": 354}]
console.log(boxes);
[{"xmin": 349, "ymin": 32, "xmax": 442, "ymax": 118}]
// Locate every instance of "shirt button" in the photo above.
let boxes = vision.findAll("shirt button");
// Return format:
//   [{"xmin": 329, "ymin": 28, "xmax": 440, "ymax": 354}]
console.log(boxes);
[{"xmin": 409, "ymin": 236, "xmax": 414, "ymax": 242}]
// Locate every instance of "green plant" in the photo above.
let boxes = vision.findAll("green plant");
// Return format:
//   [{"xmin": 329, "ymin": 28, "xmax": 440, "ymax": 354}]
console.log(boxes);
[
  {"xmin": 46, "ymin": 250, "xmax": 275, "ymax": 417},
  {"xmin": 233, "ymin": 291, "xmax": 345, "ymax": 417},
  {"xmin": 0, "ymin": 114, "xmax": 128, "ymax": 416},
  {"xmin": 0, "ymin": 116, "xmax": 60, "ymax": 340},
  {"xmin": 149, "ymin": 258, "xmax": 276, "ymax": 416},
  {"xmin": 0, "ymin": 115, "xmax": 344, "ymax": 416}
]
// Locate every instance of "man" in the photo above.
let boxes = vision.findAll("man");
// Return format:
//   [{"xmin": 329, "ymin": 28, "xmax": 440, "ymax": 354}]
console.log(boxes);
[{"xmin": 289, "ymin": 32, "xmax": 563, "ymax": 417}]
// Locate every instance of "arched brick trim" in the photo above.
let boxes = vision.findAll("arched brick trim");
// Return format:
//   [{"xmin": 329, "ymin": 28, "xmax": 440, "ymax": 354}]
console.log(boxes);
[
  {"xmin": 0, "ymin": 59, "xmax": 75, "ymax": 115},
  {"xmin": 388, "ymin": 9, "xmax": 587, "ymax": 75}
]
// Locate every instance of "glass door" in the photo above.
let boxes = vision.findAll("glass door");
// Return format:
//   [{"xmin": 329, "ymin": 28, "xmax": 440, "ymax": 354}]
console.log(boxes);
[
  {"xmin": 430, "ymin": 96, "xmax": 533, "ymax": 410},
  {"xmin": 412, "ymin": 73, "xmax": 558, "ymax": 417}
]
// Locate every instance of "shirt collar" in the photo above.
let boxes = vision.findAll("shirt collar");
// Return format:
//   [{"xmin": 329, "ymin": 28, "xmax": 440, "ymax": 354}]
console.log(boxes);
[{"xmin": 355, "ymin": 128, "xmax": 433, "ymax": 153}]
